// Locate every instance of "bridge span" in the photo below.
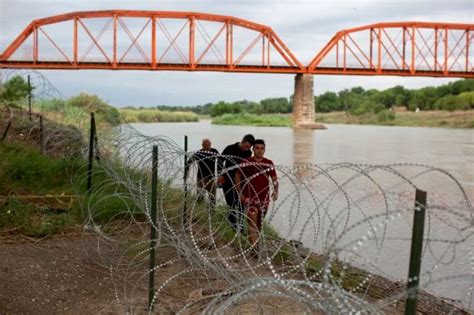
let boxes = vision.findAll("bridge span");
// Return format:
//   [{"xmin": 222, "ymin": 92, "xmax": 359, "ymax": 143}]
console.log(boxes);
[{"xmin": 1, "ymin": 10, "xmax": 472, "ymax": 127}]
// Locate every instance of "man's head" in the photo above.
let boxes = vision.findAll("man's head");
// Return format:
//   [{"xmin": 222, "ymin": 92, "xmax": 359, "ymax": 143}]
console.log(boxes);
[
  {"xmin": 253, "ymin": 139, "xmax": 265, "ymax": 159},
  {"xmin": 240, "ymin": 134, "xmax": 255, "ymax": 151},
  {"xmin": 201, "ymin": 138, "xmax": 212, "ymax": 151}
]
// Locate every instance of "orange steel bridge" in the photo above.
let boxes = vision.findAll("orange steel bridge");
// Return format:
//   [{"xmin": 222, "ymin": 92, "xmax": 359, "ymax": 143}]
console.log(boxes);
[{"xmin": 0, "ymin": 10, "xmax": 473, "ymax": 78}]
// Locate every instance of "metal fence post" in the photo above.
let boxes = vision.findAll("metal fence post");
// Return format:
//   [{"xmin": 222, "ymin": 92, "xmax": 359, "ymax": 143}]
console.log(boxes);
[
  {"xmin": 28, "ymin": 75, "xmax": 32, "ymax": 121},
  {"xmin": 86, "ymin": 112, "xmax": 95, "ymax": 194},
  {"xmin": 148, "ymin": 145, "xmax": 158, "ymax": 310},
  {"xmin": 39, "ymin": 115, "xmax": 44, "ymax": 153},
  {"xmin": 1, "ymin": 121, "xmax": 11, "ymax": 141},
  {"xmin": 183, "ymin": 135, "xmax": 188, "ymax": 228},
  {"xmin": 405, "ymin": 189, "xmax": 427, "ymax": 315}
]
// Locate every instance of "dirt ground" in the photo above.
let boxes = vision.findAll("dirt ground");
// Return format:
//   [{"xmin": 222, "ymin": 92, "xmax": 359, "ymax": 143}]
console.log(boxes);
[
  {"xmin": 0, "ymin": 234, "xmax": 123, "ymax": 314},
  {"xmin": 0, "ymin": 233, "xmax": 318, "ymax": 314},
  {"xmin": 0, "ymin": 227, "xmax": 468, "ymax": 314}
]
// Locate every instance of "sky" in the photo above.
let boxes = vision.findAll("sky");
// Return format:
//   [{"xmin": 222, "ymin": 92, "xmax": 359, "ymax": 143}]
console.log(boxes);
[{"xmin": 0, "ymin": 0, "xmax": 472, "ymax": 107}]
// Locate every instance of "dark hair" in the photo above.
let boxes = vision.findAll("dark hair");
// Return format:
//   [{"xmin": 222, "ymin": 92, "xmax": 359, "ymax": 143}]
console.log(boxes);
[
  {"xmin": 254, "ymin": 139, "xmax": 265, "ymax": 146},
  {"xmin": 242, "ymin": 134, "xmax": 255, "ymax": 145}
]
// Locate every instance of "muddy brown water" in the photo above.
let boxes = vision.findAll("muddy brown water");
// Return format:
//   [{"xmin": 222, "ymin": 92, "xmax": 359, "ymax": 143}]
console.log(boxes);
[{"xmin": 127, "ymin": 120, "xmax": 473, "ymax": 309}]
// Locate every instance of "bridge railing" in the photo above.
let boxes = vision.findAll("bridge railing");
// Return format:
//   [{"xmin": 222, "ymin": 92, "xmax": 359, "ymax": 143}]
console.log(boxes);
[{"xmin": 1, "ymin": 12, "xmax": 473, "ymax": 77}]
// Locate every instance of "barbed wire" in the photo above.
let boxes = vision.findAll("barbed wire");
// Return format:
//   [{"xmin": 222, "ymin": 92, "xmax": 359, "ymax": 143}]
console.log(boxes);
[
  {"xmin": 1, "ymin": 70, "xmax": 472, "ymax": 313},
  {"xmin": 80, "ymin": 123, "xmax": 473, "ymax": 314}
]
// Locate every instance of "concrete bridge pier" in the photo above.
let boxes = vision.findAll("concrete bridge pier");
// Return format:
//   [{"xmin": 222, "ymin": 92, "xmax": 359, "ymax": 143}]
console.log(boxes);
[{"xmin": 292, "ymin": 74, "xmax": 326, "ymax": 129}]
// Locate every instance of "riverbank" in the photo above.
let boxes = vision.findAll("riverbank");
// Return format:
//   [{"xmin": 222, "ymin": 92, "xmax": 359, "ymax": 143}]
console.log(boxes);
[
  {"xmin": 1, "ymin": 111, "xmax": 470, "ymax": 313},
  {"xmin": 210, "ymin": 110, "xmax": 474, "ymax": 128},
  {"xmin": 212, "ymin": 113, "xmax": 291, "ymax": 126},
  {"xmin": 316, "ymin": 110, "xmax": 474, "ymax": 128},
  {"xmin": 119, "ymin": 108, "xmax": 199, "ymax": 123}
]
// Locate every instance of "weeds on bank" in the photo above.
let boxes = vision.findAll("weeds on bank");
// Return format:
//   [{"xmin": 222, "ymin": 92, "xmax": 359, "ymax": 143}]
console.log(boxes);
[
  {"xmin": 0, "ymin": 142, "xmax": 79, "ymax": 195},
  {"xmin": 212, "ymin": 113, "xmax": 292, "ymax": 127},
  {"xmin": 119, "ymin": 108, "xmax": 199, "ymax": 123}
]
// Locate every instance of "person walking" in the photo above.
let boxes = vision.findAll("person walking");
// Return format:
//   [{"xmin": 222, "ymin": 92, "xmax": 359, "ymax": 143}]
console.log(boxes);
[
  {"xmin": 235, "ymin": 139, "xmax": 278, "ymax": 254},
  {"xmin": 186, "ymin": 138, "xmax": 220, "ymax": 208},
  {"xmin": 219, "ymin": 134, "xmax": 255, "ymax": 231}
]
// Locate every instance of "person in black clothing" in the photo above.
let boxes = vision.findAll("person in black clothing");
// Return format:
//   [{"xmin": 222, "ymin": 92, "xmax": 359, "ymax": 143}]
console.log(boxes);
[
  {"xmin": 186, "ymin": 138, "xmax": 220, "ymax": 208},
  {"xmin": 219, "ymin": 134, "xmax": 255, "ymax": 231}
]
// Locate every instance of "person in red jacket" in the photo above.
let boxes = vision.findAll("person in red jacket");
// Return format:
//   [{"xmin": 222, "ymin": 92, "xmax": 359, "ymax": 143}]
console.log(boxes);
[{"xmin": 235, "ymin": 139, "xmax": 278, "ymax": 252}]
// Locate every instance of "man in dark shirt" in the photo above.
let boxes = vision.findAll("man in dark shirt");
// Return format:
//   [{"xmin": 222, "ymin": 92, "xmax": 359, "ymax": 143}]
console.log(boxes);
[
  {"xmin": 186, "ymin": 138, "xmax": 220, "ymax": 208},
  {"xmin": 219, "ymin": 134, "xmax": 255, "ymax": 231}
]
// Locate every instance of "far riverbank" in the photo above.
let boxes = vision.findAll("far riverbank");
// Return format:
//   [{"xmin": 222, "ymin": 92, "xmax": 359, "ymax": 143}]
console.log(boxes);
[{"xmin": 210, "ymin": 110, "xmax": 474, "ymax": 128}]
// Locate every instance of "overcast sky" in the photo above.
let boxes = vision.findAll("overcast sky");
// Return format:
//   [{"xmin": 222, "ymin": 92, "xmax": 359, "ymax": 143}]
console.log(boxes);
[{"xmin": 0, "ymin": 0, "xmax": 472, "ymax": 107}]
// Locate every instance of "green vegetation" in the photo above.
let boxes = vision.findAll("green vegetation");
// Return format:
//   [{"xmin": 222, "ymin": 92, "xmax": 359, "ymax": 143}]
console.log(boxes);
[
  {"xmin": 0, "ymin": 75, "xmax": 33, "ymax": 108},
  {"xmin": 316, "ymin": 110, "xmax": 474, "ymax": 128},
  {"xmin": 1, "ymin": 198, "xmax": 77, "ymax": 237},
  {"xmin": 0, "ymin": 76, "xmax": 119, "ymax": 128},
  {"xmin": 143, "ymin": 79, "xmax": 474, "ymax": 128},
  {"xmin": 212, "ymin": 113, "xmax": 291, "ymax": 126},
  {"xmin": 119, "ymin": 108, "xmax": 199, "ymax": 123},
  {"xmin": 0, "ymin": 142, "xmax": 82, "ymax": 236},
  {"xmin": 212, "ymin": 108, "xmax": 473, "ymax": 128},
  {"xmin": 0, "ymin": 142, "xmax": 78, "ymax": 195},
  {"xmin": 35, "ymin": 93, "xmax": 120, "ymax": 128},
  {"xmin": 206, "ymin": 79, "xmax": 473, "ymax": 127},
  {"xmin": 315, "ymin": 79, "xmax": 474, "ymax": 114},
  {"xmin": 0, "ymin": 141, "xmax": 145, "ymax": 236},
  {"xmin": 150, "ymin": 79, "xmax": 474, "ymax": 117},
  {"xmin": 68, "ymin": 93, "xmax": 120, "ymax": 125}
]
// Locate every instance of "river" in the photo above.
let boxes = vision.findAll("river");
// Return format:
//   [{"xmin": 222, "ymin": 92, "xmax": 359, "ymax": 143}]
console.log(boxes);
[{"xmin": 128, "ymin": 120, "xmax": 473, "ymax": 309}]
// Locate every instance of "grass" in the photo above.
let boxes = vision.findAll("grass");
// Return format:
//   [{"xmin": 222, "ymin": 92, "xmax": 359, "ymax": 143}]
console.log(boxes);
[
  {"xmin": 1, "ymin": 198, "xmax": 77, "ymax": 237},
  {"xmin": 120, "ymin": 108, "xmax": 199, "ymax": 123},
  {"xmin": 210, "ymin": 110, "xmax": 474, "ymax": 128},
  {"xmin": 0, "ymin": 142, "xmax": 79, "ymax": 195},
  {"xmin": 316, "ymin": 110, "xmax": 474, "ymax": 128},
  {"xmin": 0, "ymin": 142, "xmax": 141, "ymax": 236},
  {"xmin": 34, "ymin": 98, "xmax": 120, "ymax": 130},
  {"xmin": 35, "ymin": 99, "xmax": 90, "ymax": 128},
  {"xmin": 212, "ymin": 113, "xmax": 292, "ymax": 127},
  {"xmin": 0, "ymin": 142, "xmax": 83, "ymax": 236}
]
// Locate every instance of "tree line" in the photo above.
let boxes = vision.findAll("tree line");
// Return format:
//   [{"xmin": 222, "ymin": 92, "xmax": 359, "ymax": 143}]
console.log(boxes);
[
  {"xmin": 2, "ymin": 75, "xmax": 473, "ymax": 119},
  {"xmin": 143, "ymin": 79, "xmax": 473, "ymax": 116}
]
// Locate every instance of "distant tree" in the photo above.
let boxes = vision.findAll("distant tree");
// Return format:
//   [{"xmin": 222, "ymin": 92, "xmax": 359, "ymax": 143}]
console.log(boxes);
[
  {"xmin": 434, "ymin": 95, "xmax": 461, "ymax": 111},
  {"xmin": 449, "ymin": 79, "xmax": 474, "ymax": 95},
  {"xmin": 260, "ymin": 97, "xmax": 291, "ymax": 113},
  {"xmin": 351, "ymin": 86, "xmax": 365, "ymax": 94},
  {"xmin": 371, "ymin": 90, "xmax": 396, "ymax": 108},
  {"xmin": 435, "ymin": 93, "xmax": 473, "ymax": 111},
  {"xmin": 233, "ymin": 100, "xmax": 260, "ymax": 113},
  {"xmin": 338, "ymin": 89, "xmax": 364, "ymax": 111},
  {"xmin": 407, "ymin": 87, "xmax": 438, "ymax": 111},
  {"xmin": 209, "ymin": 101, "xmax": 242, "ymax": 117},
  {"xmin": 348, "ymin": 98, "xmax": 384, "ymax": 116},
  {"xmin": 315, "ymin": 91, "xmax": 341, "ymax": 112},
  {"xmin": 388, "ymin": 85, "xmax": 411, "ymax": 107},
  {"xmin": 458, "ymin": 91, "xmax": 474, "ymax": 109},
  {"xmin": 68, "ymin": 93, "xmax": 120, "ymax": 125},
  {"xmin": 0, "ymin": 75, "xmax": 33, "ymax": 108}
]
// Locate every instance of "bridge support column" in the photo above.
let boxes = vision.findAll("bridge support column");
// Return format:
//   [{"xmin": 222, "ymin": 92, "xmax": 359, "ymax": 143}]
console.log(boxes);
[{"xmin": 293, "ymin": 74, "xmax": 325, "ymax": 129}]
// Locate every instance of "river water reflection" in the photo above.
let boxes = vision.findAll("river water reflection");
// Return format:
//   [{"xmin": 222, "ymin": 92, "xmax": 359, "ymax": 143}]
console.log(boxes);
[{"xmin": 128, "ymin": 120, "xmax": 473, "ymax": 308}]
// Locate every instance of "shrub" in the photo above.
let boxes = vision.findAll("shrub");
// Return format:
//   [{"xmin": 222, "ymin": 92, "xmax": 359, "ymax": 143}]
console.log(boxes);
[
  {"xmin": 435, "ymin": 94, "xmax": 470, "ymax": 111},
  {"xmin": 348, "ymin": 99, "xmax": 384, "ymax": 116},
  {"xmin": 68, "ymin": 93, "xmax": 121, "ymax": 125},
  {"xmin": 377, "ymin": 109, "xmax": 395, "ymax": 122},
  {"xmin": 209, "ymin": 101, "xmax": 242, "ymax": 117},
  {"xmin": 119, "ymin": 109, "xmax": 199, "ymax": 123},
  {"xmin": 0, "ymin": 75, "xmax": 33, "ymax": 108}
]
